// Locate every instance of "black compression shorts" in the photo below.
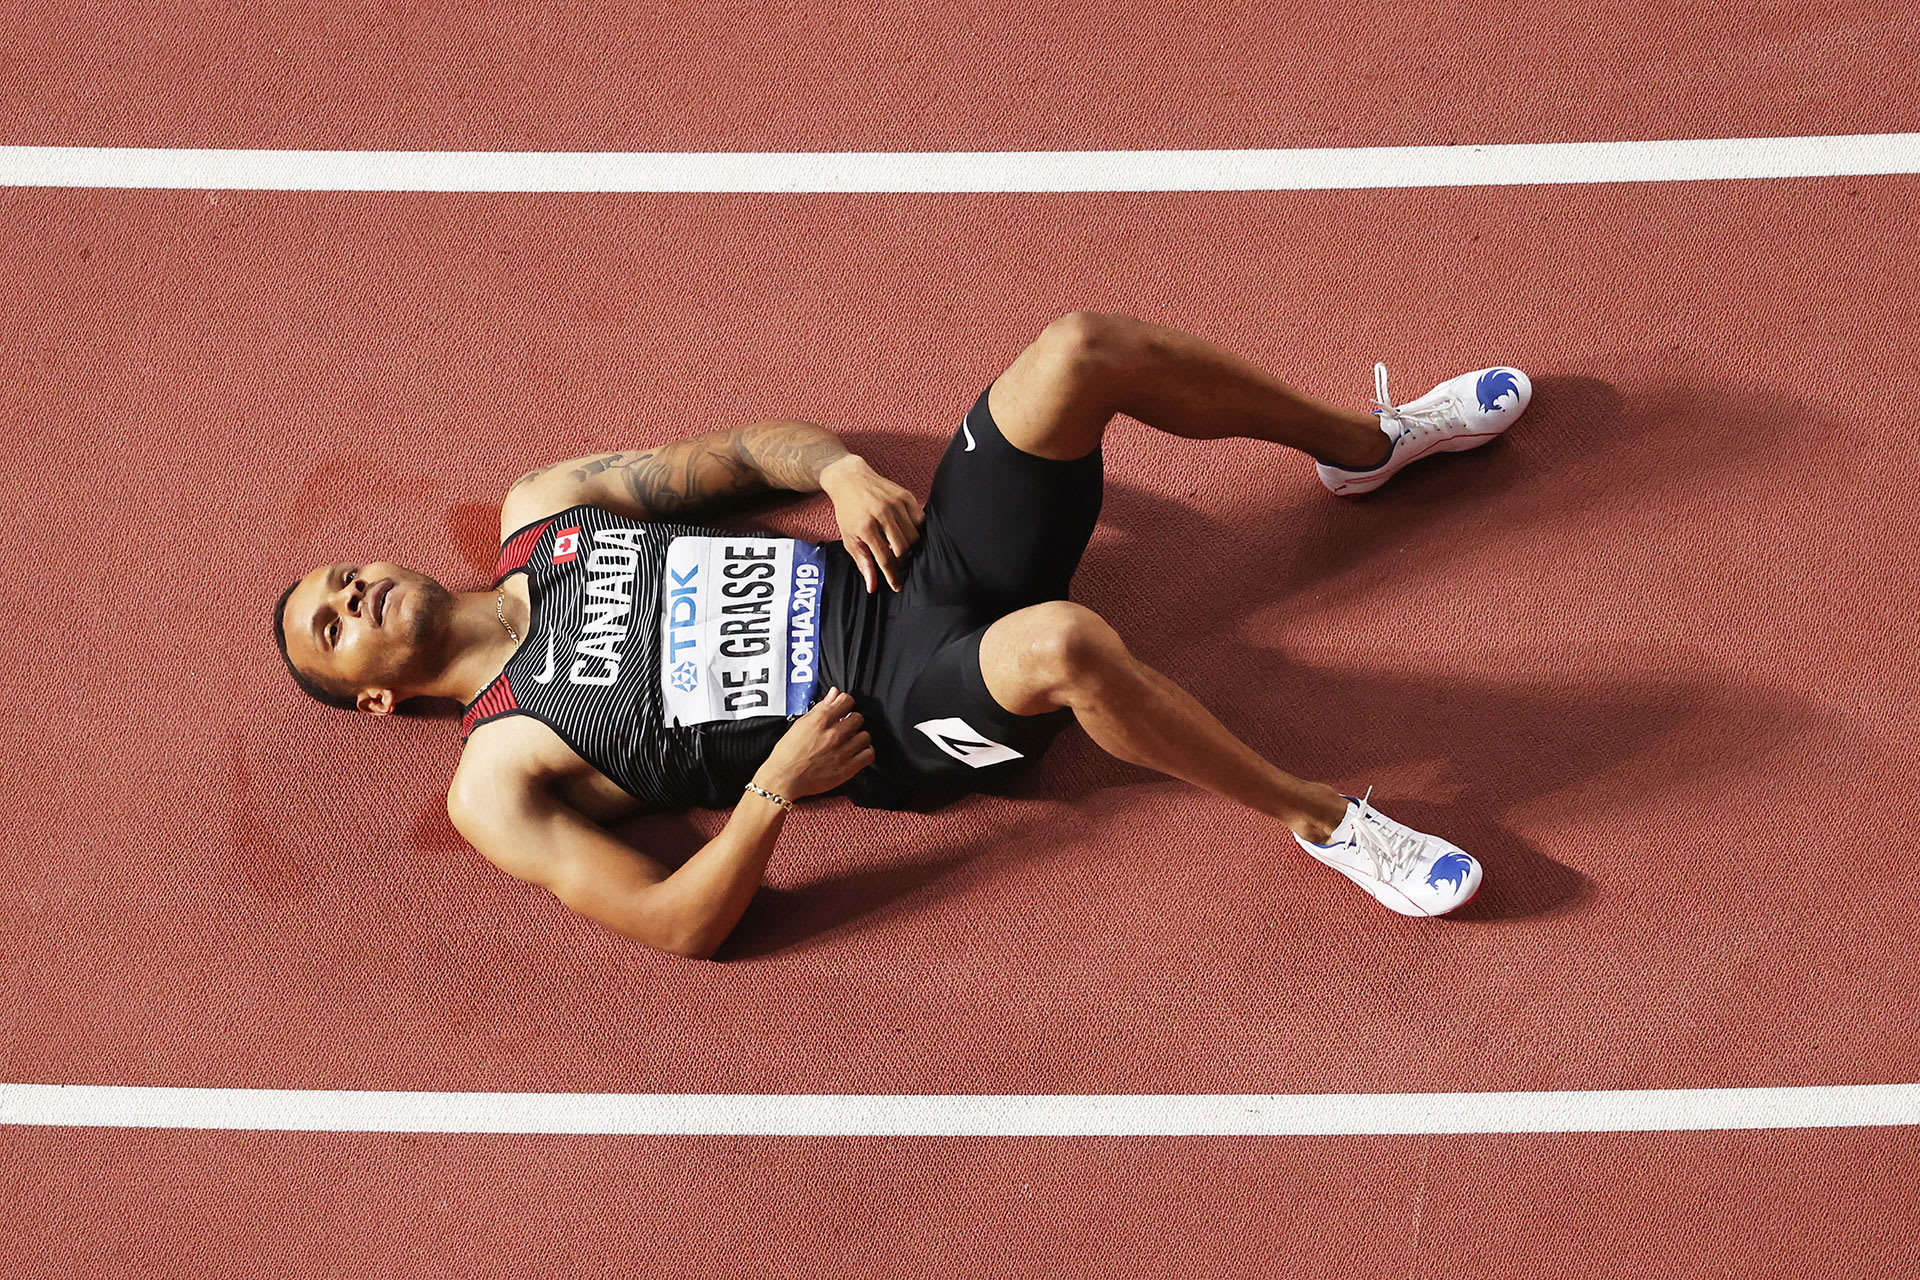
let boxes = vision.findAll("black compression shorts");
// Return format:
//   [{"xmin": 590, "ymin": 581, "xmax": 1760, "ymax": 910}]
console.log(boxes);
[{"xmin": 837, "ymin": 383, "xmax": 1104, "ymax": 810}]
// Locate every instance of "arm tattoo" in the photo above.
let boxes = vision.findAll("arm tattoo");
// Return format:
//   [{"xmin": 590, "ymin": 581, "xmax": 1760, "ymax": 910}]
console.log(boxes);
[
  {"xmin": 734, "ymin": 421, "xmax": 851, "ymax": 492},
  {"xmin": 508, "ymin": 462, "xmax": 560, "ymax": 492},
  {"xmin": 515, "ymin": 420, "xmax": 846, "ymax": 523},
  {"xmin": 567, "ymin": 442, "xmax": 762, "ymax": 518}
]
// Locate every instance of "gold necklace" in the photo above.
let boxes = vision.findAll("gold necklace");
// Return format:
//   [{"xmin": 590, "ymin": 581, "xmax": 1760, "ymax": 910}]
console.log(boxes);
[{"xmin": 495, "ymin": 591, "xmax": 520, "ymax": 644}]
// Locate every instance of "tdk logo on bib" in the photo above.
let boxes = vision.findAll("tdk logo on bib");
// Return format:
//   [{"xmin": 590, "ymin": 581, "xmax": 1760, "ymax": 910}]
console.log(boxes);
[{"xmin": 661, "ymin": 536, "xmax": 824, "ymax": 725}]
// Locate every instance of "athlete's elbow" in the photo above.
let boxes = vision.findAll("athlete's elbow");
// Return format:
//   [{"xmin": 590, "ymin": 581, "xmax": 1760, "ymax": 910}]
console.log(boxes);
[
  {"xmin": 626, "ymin": 906, "xmax": 728, "ymax": 962},
  {"xmin": 611, "ymin": 919, "xmax": 718, "ymax": 961},
  {"xmin": 669, "ymin": 935, "xmax": 723, "ymax": 963},
  {"xmin": 673, "ymin": 908, "xmax": 754, "ymax": 961},
  {"xmin": 651, "ymin": 919, "xmax": 722, "ymax": 961},
  {"xmin": 617, "ymin": 884, "xmax": 746, "ymax": 961}
]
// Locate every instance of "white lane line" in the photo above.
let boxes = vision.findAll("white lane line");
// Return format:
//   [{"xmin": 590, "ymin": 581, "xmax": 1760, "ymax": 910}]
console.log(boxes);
[
  {"xmin": 3, "ymin": 1082, "xmax": 1916, "ymax": 1135},
  {"xmin": 2, "ymin": 134, "xmax": 1918, "ymax": 193}
]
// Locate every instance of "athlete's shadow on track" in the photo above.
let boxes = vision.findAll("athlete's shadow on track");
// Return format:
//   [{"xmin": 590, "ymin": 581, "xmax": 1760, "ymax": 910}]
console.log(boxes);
[
  {"xmin": 723, "ymin": 372, "xmax": 1847, "ymax": 946},
  {"xmin": 720, "ymin": 841, "xmax": 999, "ymax": 960}
]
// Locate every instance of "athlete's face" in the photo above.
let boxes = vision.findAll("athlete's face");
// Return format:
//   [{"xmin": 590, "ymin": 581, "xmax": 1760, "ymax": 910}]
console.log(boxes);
[{"xmin": 283, "ymin": 560, "xmax": 457, "ymax": 712}]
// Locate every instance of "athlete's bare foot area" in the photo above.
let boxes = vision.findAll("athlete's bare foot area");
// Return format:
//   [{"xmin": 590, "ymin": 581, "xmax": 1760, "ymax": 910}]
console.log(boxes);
[
  {"xmin": 1321, "ymin": 423, "xmax": 1395, "ymax": 470},
  {"xmin": 1289, "ymin": 783, "xmax": 1351, "ymax": 845}
]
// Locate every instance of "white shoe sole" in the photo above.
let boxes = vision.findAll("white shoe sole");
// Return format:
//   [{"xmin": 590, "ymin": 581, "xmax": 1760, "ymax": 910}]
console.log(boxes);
[
  {"xmin": 1307, "ymin": 850, "xmax": 1430, "ymax": 915},
  {"xmin": 1308, "ymin": 850, "xmax": 1478, "ymax": 917},
  {"xmin": 1301, "ymin": 841, "xmax": 1485, "ymax": 917},
  {"xmin": 1320, "ymin": 427, "xmax": 1508, "ymax": 497}
]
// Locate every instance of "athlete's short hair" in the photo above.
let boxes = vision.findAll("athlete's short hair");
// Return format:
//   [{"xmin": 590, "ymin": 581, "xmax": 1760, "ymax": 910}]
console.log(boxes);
[{"xmin": 273, "ymin": 578, "xmax": 357, "ymax": 712}]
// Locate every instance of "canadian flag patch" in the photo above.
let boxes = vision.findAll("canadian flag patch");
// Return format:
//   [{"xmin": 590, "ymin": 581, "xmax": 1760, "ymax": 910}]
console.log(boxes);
[{"xmin": 551, "ymin": 526, "xmax": 582, "ymax": 564}]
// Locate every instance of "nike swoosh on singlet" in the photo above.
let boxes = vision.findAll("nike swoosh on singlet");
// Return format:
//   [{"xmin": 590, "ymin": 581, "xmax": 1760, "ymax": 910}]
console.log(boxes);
[
  {"xmin": 533, "ymin": 632, "xmax": 557, "ymax": 684},
  {"xmin": 963, "ymin": 420, "xmax": 977, "ymax": 451}
]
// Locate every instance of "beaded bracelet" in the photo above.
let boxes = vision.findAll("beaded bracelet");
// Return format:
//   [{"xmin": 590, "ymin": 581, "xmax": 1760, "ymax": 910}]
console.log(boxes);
[{"xmin": 743, "ymin": 782, "xmax": 795, "ymax": 812}]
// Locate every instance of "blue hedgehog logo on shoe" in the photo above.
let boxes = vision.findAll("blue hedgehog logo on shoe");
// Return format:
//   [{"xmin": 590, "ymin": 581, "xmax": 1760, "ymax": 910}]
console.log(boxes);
[
  {"xmin": 1426, "ymin": 852, "xmax": 1473, "ymax": 893},
  {"xmin": 1475, "ymin": 369, "xmax": 1521, "ymax": 412}
]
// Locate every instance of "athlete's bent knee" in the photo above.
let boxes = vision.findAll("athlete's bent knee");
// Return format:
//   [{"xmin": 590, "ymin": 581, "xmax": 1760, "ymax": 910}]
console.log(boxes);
[
  {"xmin": 982, "ymin": 602, "xmax": 1126, "ymax": 714},
  {"xmin": 1024, "ymin": 601, "xmax": 1127, "ymax": 693},
  {"xmin": 1034, "ymin": 311, "xmax": 1125, "ymax": 385}
]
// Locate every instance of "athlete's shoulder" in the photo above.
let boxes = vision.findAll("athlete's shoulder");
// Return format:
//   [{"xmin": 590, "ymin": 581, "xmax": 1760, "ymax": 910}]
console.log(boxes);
[
  {"xmin": 454, "ymin": 713, "xmax": 587, "ymax": 796},
  {"xmin": 497, "ymin": 496, "xmax": 612, "ymax": 548}
]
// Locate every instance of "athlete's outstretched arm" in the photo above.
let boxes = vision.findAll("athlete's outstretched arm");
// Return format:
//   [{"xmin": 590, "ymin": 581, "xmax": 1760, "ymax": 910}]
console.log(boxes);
[{"xmin": 448, "ymin": 691, "xmax": 873, "ymax": 961}]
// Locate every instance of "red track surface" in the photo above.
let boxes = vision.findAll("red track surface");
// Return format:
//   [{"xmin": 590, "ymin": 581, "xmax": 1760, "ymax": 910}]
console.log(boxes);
[
  {"xmin": 4, "ymin": 1128, "xmax": 1915, "ymax": 1277},
  {"xmin": 7, "ymin": 180, "xmax": 1917, "ymax": 1095},
  {"xmin": 6, "ymin": 6, "xmax": 1919, "ymax": 1276},
  {"xmin": 5, "ymin": 2, "xmax": 1919, "ymax": 151}
]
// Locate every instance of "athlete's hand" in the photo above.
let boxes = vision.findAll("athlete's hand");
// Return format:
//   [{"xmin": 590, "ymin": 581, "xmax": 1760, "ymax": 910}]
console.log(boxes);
[
  {"xmin": 752, "ymin": 688, "xmax": 875, "ymax": 799},
  {"xmin": 820, "ymin": 455, "xmax": 925, "ymax": 593}
]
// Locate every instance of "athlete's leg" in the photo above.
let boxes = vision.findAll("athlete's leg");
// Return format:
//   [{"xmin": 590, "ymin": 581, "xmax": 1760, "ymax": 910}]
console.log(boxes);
[
  {"xmin": 978, "ymin": 600, "xmax": 1350, "ymax": 842},
  {"xmin": 988, "ymin": 310, "xmax": 1392, "ymax": 469}
]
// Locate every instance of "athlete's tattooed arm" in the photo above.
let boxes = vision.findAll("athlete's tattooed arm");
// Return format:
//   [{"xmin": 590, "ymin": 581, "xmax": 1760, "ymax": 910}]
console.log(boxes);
[
  {"xmin": 733, "ymin": 422, "xmax": 928, "ymax": 590},
  {"xmin": 732, "ymin": 420, "xmax": 855, "ymax": 491},
  {"xmin": 570, "ymin": 437, "xmax": 760, "ymax": 519},
  {"xmin": 505, "ymin": 421, "xmax": 855, "ymax": 524},
  {"xmin": 502, "ymin": 422, "xmax": 923, "ymax": 588}
]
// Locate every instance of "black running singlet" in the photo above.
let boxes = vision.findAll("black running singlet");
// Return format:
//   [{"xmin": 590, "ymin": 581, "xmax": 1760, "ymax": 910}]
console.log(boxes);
[{"xmin": 461, "ymin": 504, "xmax": 859, "ymax": 811}]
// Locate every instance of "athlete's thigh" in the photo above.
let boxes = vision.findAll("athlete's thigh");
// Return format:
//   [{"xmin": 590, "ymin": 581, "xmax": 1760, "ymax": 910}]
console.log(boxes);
[
  {"xmin": 907, "ymin": 384, "xmax": 1104, "ymax": 616},
  {"xmin": 887, "ymin": 621, "xmax": 1075, "ymax": 804}
]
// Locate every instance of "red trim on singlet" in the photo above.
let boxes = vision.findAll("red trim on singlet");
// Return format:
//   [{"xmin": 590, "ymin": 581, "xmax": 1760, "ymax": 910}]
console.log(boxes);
[
  {"xmin": 461, "ymin": 674, "xmax": 519, "ymax": 738},
  {"xmin": 493, "ymin": 518, "xmax": 554, "ymax": 584},
  {"xmin": 464, "ymin": 514, "xmax": 568, "ymax": 738}
]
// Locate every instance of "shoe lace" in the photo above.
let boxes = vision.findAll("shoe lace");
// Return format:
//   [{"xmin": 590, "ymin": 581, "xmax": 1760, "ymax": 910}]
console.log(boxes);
[
  {"xmin": 1347, "ymin": 785, "xmax": 1426, "ymax": 883},
  {"xmin": 1373, "ymin": 362, "xmax": 1461, "ymax": 439}
]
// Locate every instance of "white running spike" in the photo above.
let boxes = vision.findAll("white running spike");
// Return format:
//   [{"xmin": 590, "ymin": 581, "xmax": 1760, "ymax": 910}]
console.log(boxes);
[
  {"xmin": 1294, "ymin": 789, "xmax": 1484, "ymax": 916},
  {"xmin": 1316, "ymin": 363, "xmax": 1532, "ymax": 496}
]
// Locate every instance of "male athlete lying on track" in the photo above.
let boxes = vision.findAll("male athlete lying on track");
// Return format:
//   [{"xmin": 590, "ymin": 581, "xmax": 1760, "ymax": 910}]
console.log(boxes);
[{"xmin": 274, "ymin": 312, "xmax": 1532, "ymax": 959}]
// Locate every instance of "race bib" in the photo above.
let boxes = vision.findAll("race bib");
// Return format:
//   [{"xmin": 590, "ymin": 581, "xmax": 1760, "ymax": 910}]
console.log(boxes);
[{"xmin": 660, "ymin": 536, "xmax": 824, "ymax": 725}]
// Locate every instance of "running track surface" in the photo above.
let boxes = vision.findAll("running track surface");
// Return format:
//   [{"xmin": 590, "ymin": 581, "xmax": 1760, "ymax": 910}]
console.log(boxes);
[
  {"xmin": 6, "ymin": 2, "xmax": 1919, "ymax": 151},
  {"xmin": 4, "ymin": 4, "xmax": 1918, "ymax": 1277}
]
